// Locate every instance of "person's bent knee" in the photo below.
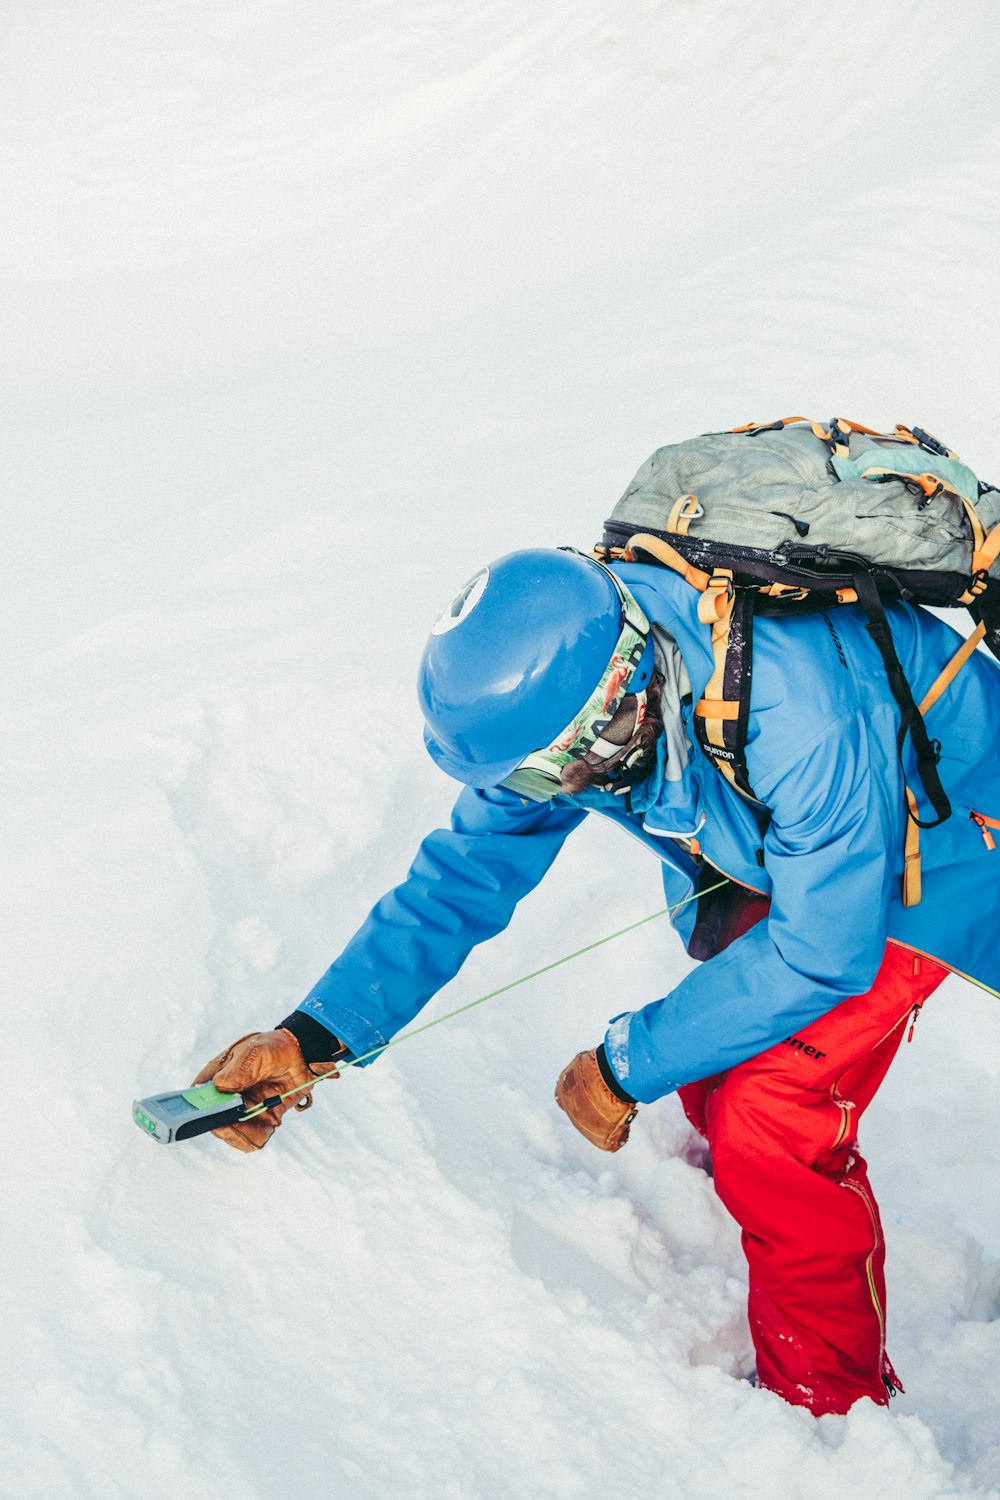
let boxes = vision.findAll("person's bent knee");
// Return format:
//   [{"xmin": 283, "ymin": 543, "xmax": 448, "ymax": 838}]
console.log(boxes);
[{"xmin": 704, "ymin": 1069, "xmax": 844, "ymax": 1183}]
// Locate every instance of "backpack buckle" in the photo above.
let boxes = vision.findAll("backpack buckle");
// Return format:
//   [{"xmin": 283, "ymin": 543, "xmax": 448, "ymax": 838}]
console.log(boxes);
[{"xmin": 698, "ymin": 572, "xmax": 735, "ymax": 624}]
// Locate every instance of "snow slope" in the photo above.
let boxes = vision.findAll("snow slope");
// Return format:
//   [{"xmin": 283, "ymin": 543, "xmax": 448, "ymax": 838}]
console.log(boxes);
[{"xmin": 3, "ymin": 3, "xmax": 1000, "ymax": 1496}]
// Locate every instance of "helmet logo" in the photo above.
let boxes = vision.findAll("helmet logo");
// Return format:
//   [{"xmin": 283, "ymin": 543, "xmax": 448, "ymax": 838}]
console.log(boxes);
[{"xmin": 430, "ymin": 568, "xmax": 490, "ymax": 636}]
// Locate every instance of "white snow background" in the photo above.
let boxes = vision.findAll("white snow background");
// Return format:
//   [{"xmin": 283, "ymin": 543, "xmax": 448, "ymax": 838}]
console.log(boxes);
[{"xmin": 3, "ymin": 2, "xmax": 1000, "ymax": 1496}]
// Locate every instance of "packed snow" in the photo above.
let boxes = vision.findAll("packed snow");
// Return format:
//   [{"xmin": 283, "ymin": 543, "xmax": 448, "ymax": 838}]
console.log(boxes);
[{"xmin": 3, "ymin": 3, "xmax": 1000, "ymax": 1496}]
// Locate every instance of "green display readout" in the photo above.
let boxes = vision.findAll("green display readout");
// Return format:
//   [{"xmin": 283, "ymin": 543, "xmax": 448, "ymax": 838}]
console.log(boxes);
[{"xmin": 180, "ymin": 1083, "xmax": 237, "ymax": 1110}]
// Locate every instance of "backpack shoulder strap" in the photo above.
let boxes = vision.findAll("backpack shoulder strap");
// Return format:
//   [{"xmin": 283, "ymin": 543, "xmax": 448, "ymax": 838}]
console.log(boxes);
[
  {"xmin": 618, "ymin": 532, "xmax": 763, "ymax": 803},
  {"xmin": 692, "ymin": 586, "xmax": 762, "ymax": 804},
  {"xmin": 623, "ymin": 532, "xmax": 985, "ymax": 906}
]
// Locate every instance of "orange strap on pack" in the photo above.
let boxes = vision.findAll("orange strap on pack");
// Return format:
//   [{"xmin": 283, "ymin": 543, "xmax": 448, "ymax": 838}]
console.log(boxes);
[
  {"xmin": 860, "ymin": 468, "xmax": 962, "ymax": 504},
  {"xmin": 623, "ymin": 532, "xmax": 711, "ymax": 593},
  {"xmin": 622, "ymin": 533, "xmax": 756, "ymax": 801},
  {"xmin": 694, "ymin": 698, "xmax": 740, "ymax": 720},
  {"xmin": 812, "ymin": 417, "xmax": 889, "ymax": 457},
  {"xmin": 692, "ymin": 574, "xmax": 760, "ymax": 802},
  {"xmin": 697, "ymin": 571, "xmax": 735, "ymax": 625},
  {"xmin": 903, "ymin": 788, "xmax": 923, "ymax": 908},
  {"xmin": 973, "ymin": 524, "xmax": 1000, "ymax": 579},
  {"xmin": 962, "ymin": 499, "xmax": 988, "ymax": 557},
  {"xmin": 893, "ymin": 424, "xmax": 960, "ymax": 459},
  {"xmin": 918, "ymin": 621, "xmax": 987, "ymax": 714},
  {"xmin": 902, "ymin": 620, "xmax": 988, "ymax": 907},
  {"xmin": 729, "ymin": 416, "xmax": 810, "ymax": 434}
]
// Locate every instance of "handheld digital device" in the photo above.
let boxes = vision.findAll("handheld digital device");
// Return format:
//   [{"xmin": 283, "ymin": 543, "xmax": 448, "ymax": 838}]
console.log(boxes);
[{"xmin": 132, "ymin": 1083, "xmax": 247, "ymax": 1144}]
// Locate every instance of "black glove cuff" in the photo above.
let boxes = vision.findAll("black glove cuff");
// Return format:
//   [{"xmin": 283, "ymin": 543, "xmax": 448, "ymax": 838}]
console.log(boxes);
[
  {"xmin": 596, "ymin": 1043, "xmax": 636, "ymax": 1104},
  {"xmin": 278, "ymin": 1011, "xmax": 347, "ymax": 1068}
]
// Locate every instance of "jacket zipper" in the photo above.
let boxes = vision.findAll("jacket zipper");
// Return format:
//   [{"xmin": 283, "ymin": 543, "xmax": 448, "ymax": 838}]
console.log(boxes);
[
  {"xmin": 970, "ymin": 809, "xmax": 1000, "ymax": 850},
  {"xmin": 595, "ymin": 808, "xmax": 769, "ymax": 898},
  {"xmin": 696, "ymin": 851, "xmax": 768, "ymax": 898}
]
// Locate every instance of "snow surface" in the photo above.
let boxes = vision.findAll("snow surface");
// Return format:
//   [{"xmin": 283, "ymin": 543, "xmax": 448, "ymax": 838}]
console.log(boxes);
[{"xmin": 3, "ymin": 3, "xmax": 1000, "ymax": 1496}]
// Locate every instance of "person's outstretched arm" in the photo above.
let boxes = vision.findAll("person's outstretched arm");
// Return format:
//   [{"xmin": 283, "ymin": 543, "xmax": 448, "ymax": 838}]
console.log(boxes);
[{"xmin": 195, "ymin": 785, "xmax": 584, "ymax": 1148}]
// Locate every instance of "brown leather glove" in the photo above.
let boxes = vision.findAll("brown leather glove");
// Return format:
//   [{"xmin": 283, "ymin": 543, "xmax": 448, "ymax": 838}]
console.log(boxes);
[
  {"xmin": 555, "ymin": 1048, "xmax": 638, "ymax": 1152},
  {"xmin": 192, "ymin": 1028, "xmax": 340, "ymax": 1153}
]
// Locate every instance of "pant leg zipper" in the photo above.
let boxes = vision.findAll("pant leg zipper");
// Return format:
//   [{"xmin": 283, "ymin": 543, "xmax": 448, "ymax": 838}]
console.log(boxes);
[{"xmin": 838, "ymin": 1177, "xmax": 892, "ymax": 1392}]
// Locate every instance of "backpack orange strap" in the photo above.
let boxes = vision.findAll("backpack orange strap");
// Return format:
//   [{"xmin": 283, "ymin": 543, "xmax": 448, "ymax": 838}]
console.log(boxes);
[
  {"xmin": 693, "ymin": 574, "xmax": 747, "ymax": 799},
  {"xmin": 902, "ymin": 620, "xmax": 988, "ymax": 907},
  {"xmin": 903, "ymin": 788, "xmax": 923, "ymax": 908},
  {"xmin": 919, "ymin": 621, "xmax": 987, "ymax": 713},
  {"xmin": 729, "ymin": 416, "xmax": 810, "ymax": 434},
  {"xmin": 694, "ymin": 699, "xmax": 740, "ymax": 720},
  {"xmin": 962, "ymin": 499, "xmax": 988, "ymax": 557},
  {"xmin": 622, "ymin": 532, "xmax": 712, "ymax": 593},
  {"xmin": 893, "ymin": 424, "xmax": 961, "ymax": 459},
  {"xmin": 812, "ymin": 417, "xmax": 891, "ymax": 457},
  {"xmin": 692, "ymin": 581, "xmax": 765, "ymax": 805},
  {"xmin": 621, "ymin": 532, "xmax": 759, "ymax": 801},
  {"xmin": 973, "ymin": 524, "xmax": 1000, "ymax": 579}
]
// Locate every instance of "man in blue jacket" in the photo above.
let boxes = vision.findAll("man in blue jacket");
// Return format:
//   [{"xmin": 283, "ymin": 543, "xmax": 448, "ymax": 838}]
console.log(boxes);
[{"xmin": 195, "ymin": 546, "xmax": 1000, "ymax": 1415}]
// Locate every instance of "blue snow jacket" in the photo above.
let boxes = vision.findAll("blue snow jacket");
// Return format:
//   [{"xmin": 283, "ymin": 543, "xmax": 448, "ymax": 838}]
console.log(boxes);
[{"xmin": 296, "ymin": 563, "xmax": 1000, "ymax": 1102}]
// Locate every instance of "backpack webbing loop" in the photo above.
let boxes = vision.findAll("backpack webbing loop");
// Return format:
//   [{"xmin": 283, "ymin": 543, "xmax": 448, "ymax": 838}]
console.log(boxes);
[
  {"xmin": 697, "ymin": 571, "xmax": 735, "ymax": 625},
  {"xmin": 667, "ymin": 494, "xmax": 703, "ymax": 535}
]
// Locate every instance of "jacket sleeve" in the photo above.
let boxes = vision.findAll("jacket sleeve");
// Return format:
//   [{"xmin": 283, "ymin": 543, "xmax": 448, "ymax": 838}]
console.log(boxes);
[
  {"xmin": 294, "ymin": 785, "xmax": 585, "ymax": 1062},
  {"xmin": 605, "ymin": 710, "xmax": 903, "ymax": 1102}
]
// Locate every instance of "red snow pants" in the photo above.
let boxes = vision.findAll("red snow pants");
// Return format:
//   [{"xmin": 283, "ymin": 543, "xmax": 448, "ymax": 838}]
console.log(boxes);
[{"xmin": 679, "ymin": 939, "xmax": 948, "ymax": 1416}]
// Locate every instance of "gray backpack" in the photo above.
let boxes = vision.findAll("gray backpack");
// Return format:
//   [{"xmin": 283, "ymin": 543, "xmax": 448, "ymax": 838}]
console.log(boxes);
[{"xmin": 596, "ymin": 416, "xmax": 1000, "ymax": 906}]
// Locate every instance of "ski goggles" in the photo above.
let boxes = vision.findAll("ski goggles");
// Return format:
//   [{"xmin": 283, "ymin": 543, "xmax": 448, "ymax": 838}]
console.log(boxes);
[{"xmin": 500, "ymin": 568, "xmax": 655, "ymax": 803}]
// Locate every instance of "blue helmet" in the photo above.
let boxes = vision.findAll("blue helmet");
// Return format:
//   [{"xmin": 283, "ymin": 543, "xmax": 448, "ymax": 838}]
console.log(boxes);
[{"xmin": 418, "ymin": 548, "xmax": 654, "ymax": 788}]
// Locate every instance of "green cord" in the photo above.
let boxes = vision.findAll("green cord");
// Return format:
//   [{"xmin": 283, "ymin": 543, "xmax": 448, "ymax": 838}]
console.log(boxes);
[{"xmin": 239, "ymin": 880, "xmax": 729, "ymax": 1122}]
